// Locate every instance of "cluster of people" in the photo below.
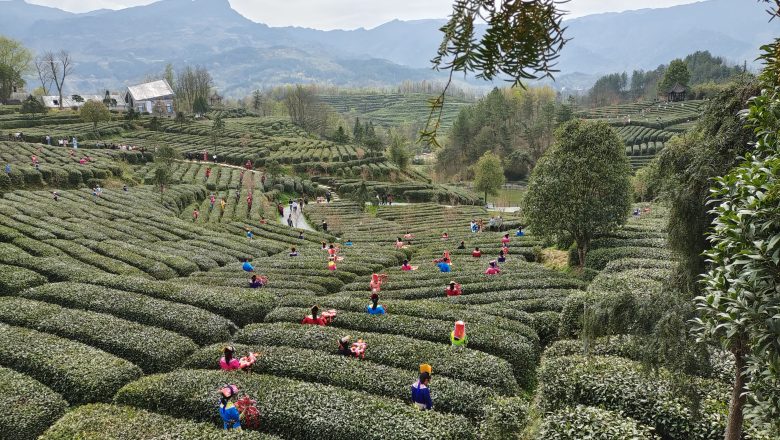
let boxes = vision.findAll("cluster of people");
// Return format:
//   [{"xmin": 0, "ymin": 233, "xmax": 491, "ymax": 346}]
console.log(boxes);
[{"xmin": 375, "ymin": 193, "xmax": 394, "ymax": 205}]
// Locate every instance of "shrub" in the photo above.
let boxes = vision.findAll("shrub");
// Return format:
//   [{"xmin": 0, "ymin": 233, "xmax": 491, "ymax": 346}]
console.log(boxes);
[
  {"xmin": 538, "ymin": 355, "xmax": 730, "ymax": 439},
  {"xmin": 0, "ymin": 264, "xmax": 47, "ymax": 295},
  {"xmin": 237, "ymin": 322, "xmax": 519, "ymax": 394},
  {"xmin": 0, "ymin": 323, "xmax": 142, "ymax": 404},
  {"xmin": 22, "ymin": 283, "xmax": 236, "ymax": 345},
  {"xmin": 0, "ymin": 366, "xmax": 68, "ymax": 440},
  {"xmin": 185, "ymin": 343, "xmax": 496, "ymax": 419},
  {"xmin": 585, "ymin": 246, "xmax": 673, "ymax": 270},
  {"xmin": 39, "ymin": 404, "xmax": 278, "ymax": 440},
  {"xmin": 264, "ymin": 307, "xmax": 539, "ymax": 388},
  {"xmin": 90, "ymin": 276, "xmax": 278, "ymax": 327},
  {"xmin": 538, "ymin": 405, "xmax": 658, "ymax": 439},
  {"xmin": 115, "ymin": 370, "xmax": 477, "ymax": 439},
  {"xmin": 478, "ymin": 396, "xmax": 528, "ymax": 440},
  {"xmin": 0, "ymin": 297, "xmax": 197, "ymax": 373}
]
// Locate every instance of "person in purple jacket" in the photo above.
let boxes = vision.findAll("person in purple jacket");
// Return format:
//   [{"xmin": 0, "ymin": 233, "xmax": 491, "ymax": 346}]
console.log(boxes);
[{"xmin": 411, "ymin": 372, "xmax": 433, "ymax": 410}]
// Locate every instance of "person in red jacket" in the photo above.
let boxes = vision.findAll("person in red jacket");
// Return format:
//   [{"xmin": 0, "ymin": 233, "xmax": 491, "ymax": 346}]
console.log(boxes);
[
  {"xmin": 472, "ymin": 247, "xmax": 482, "ymax": 258},
  {"xmin": 302, "ymin": 305, "xmax": 327, "ymax": 326},
  {"xmin": 445, "ymin": 281, "xmax": 462, "ymax": 297},
  {"xmin": 501, "ymin": 233, "xmax": 511, "ymax": 246},
  {"xmin": 484, "ymin": 260, "xmax": 501, "ymax": 275}
]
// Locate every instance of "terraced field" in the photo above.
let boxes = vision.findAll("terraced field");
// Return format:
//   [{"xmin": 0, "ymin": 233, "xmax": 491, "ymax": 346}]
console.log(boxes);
[
  {"xmin": 318, "ymin": 92, "xmax": 474, "ymax": 131},
  {"xmin": 577, "ymin": 100, "xmax": 706, "ymax": 169}
]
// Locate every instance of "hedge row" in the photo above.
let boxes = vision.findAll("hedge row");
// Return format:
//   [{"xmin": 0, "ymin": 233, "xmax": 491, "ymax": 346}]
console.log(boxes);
[
  {"xmin": 539, "ymin": 405, "xmax": 658, "ymax": 439},
  {"xmin": 264, "ymin": 307, "xmax": 539, "ymax": 388},
  {"xmin": 89, "ymin": 275, "xmax": 277, "ymax": 326},
  {"xmin": 237, "ymin": 322, "xmax": 519, "ymax": 394},
  {"xmin": 0, "ymin": 366, "xmax": 68, "ymax": 440},
  {"xmin": 0, "ymin": 297, "xmax": 197, "ymax": 373},
  {"xmin": 277, "ymin": 294, "xmax": 538, "ymax": 341},
  {"xmin": 0, "ymin": 323, "xmax": 142, "ymax": 404},
  {"xmin": 40, "ymin": 404, "xmax": 279, "ymax": 440},
  {"xmin": 115, "ymin": 370, "xmax": 477, "ymax": 439},
  {"xmin": 538, "ymin": 355, "xmax": 730, "ymax": 439},
  {"xmin": 585, "ymin": 246, "xmax": 673, "ymax": 271},
  {"xmin": 0, "ymin": 264, "xmax": 47, "ymax": 295},
  {"xmin": 185, "ymin": 343, "xmax": 496, "ymax": 419},
  {"xmin": 21, "ymin": 283, "xmax": 236, "ymax": 345}
]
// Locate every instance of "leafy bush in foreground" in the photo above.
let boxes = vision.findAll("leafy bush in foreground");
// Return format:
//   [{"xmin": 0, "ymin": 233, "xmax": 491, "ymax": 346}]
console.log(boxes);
[
  {"xmin": 0, "ymin": 297, "xmax": 197, "ymax": 373},
  {"xmin": 40, "ymin": 404, "xmax": 278, "ymax": 440},
  {"xmin": 0, "ymin": 323, "xmax": 142, "ymax": 404},
  {"xmin": 115, "ymin": 370, "xmax": 476, "ymax": 439},
  {"xmin": 0, "ymin": 366, "xmax": 68, "ymax": 440},
  {"xmin": 538, "ymin": 405, "xmax": 658, "ymax": 439}
]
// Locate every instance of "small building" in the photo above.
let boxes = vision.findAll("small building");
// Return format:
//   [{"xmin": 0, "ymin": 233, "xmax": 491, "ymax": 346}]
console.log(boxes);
[
  {"xmin": 124, "ymin": 79, "xmax": 175, "ymax": 115},
  {"xmin": 42, "ymin": 94, "xmax": 124, "ymax": 110},
  {"xmin": 667, "ymin": 83, "xmax": 687, "ymax": 102},
  {"xmin": 209, "ymin": 91, "xmax": 223, "ymax": 108}
]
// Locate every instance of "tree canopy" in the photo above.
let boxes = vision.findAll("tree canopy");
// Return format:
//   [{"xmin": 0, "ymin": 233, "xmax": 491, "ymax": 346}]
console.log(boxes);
[
  {"xmin": 80, "ymin": 100, "xmax": 111, "ymax": 130},
  {"xmin": 522, "ymin": 119, "xmax": 632, "ymax": 267},
  {"xmin": 20, "ymin": 95, "xmax": 46, "ymax": 119},
  {"xmin": 658, "ymin": 59, "xmax": 691, "ymax": 94},
  {"xmin": 0, "ymin": 36, "xmax": 32, "ymax": 101},
  {"xmin": 472, "ymin": 151, "xmax": 505, "ymax": 206}
]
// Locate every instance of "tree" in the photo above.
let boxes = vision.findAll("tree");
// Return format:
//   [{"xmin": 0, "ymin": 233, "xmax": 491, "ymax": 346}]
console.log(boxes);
[
  {"xmin": 387, "ymin": 132, "xmax": 410, "ymax": 171},
  {"xmin": 151, "ymin": 145, "xmax": 180, "ymax": 202},
  {"xmin": 658, "ymin": 59, "xmax": 691, "ymax": 96},
  {"xmin": 252, "ymin": 90, "xmax": 263, "ymax": 112},
  {"xmin": 284, "ymin": 85, "xmax": 325, "ymax": 132},
  {"xmin": 331, "ymin": 125, "xmax": 349, "ymax": 144},
  {"xmin": 152, "ymin": 100, "xmax": 167, "ymax": 119},
  {"xmin": 149, "ymin": 116, "xmax": 160, "ymax": 132},
  {"xmin": 71, "ymin": 94, "xmax": 84, "ymax": 104},
  {"xmin": 174, "ymin": 111, "xmax": 186, "ymax": 129},
  {"xmin": 41, "ymin": 50, "xmax": 73, "ymax": 110},
  {"xmin": 34, "ymin": 55, "xmax": 53, "ymax": 96},
  {"xmin": 654, "ymin": 78, "xmax": 758, "ymax": 294},
  {"xmin": 0, "ymin": 36, "xmax": 32, "ymax": 101},
  {"xmin": 352, "ymin": 117, "xmax": 364, "ymax": 142},
  {"xmin": 211, "ymin": 114, "xmax": 225, "ymax": 158},
  {"xmin": 362, "ymin": 121, "xmax": 383, "ymax": 154},
  {"xmin": 421, "ymin": 0, "xmax": 566, "ymax": 146},
  {"xmin": 20, "ymin": 95, "xmax": 46, "ymax": 120},
  {"xmin": 523, "ymin": 120, "xmax": 631, "ymax": 268},
  {"xmin": 163, "ymin": 63, "xmax": 175, "ymax": 89},
  {"xmin": 124, "ymin": 108, "xmax": 139, "ymax": 122},
  {"xmin": 693, "ymin": 42, "xmax": 780, "ymax": 440},
  {"xmin": 80, "ymin": 100, "xmax": 110, "ymax": 131},
  {"xmin": 175, "ymin": 65, "xmax": 212, "ymax": 113},
  {"xmin": 193, "ymin": 96, "xmax": 209, "ymax": 116},
  {"xmin": 472, "ymin": 151, "xmax": 505, "ymax": 206}
]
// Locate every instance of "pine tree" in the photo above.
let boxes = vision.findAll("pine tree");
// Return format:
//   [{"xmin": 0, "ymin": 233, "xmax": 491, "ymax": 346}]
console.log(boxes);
[{"xmin": 353, "ymin": 117, "xmax": 364, "ymax": 143}]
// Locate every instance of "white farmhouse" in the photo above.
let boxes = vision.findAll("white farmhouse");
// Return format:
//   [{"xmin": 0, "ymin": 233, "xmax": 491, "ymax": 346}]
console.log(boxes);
[{"xmin": 124, "ymin": 79, "xmax": 175, "ymax": 115}]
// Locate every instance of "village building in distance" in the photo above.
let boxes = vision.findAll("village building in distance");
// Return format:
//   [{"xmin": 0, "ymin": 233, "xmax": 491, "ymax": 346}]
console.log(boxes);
[{"xmin": 124, "ymin": 79, "xmax": 175, "ymax": 115}]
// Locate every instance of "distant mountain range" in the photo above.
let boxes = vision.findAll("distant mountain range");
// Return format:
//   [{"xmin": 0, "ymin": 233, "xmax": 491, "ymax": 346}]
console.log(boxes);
[{"xmin": 0, "ymin": 0, "xmax": 776, "ymax": 96}]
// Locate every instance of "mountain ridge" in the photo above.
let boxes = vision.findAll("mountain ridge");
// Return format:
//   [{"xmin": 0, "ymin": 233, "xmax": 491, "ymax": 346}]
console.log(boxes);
[{"xmin": 0, "ymin": 0, "xmax": 775, "ymax": 95}]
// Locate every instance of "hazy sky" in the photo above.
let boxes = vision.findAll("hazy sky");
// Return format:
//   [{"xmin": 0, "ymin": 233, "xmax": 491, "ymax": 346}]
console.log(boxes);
[{"xmin": 25, "ymin": 0, "xmax": 705, "ymax": 30}]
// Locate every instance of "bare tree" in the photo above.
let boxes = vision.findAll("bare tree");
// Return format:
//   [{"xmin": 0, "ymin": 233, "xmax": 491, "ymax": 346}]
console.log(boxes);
[
  {"xmin": 34, "ymin": 56, "xmax": 53, "ymax": 95},
  {"xmin": 283, "ymin": 85, "xmax": 328, "ymax": 134},
  {"xmin": 174, "ymin": 65, "xmax": 212, "ymax": 113},
  {"xmin": 43, "ymin": 50, "xmax": 73, "ymax": 110}
]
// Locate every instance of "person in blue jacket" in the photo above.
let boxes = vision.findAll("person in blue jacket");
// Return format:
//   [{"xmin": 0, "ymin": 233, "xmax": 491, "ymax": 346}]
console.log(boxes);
[
  {"xmin": 411, "ymin": 372, "xmax": 433, "ymax": 410},
  {"xmin": 367, "ymin": 293, "xmax": 386, "ymax": 315},
  {"xmin": 241, "ymin": 259, "xmax": 254, "ymax": 272},
  {"xmin": 516, "ymin": 226, "xmax": 525, "ymax": 237},
  {"xmin": 436, "ymin": 261, "xmax": 451, "ymax": 273},
  {"xmin": 219, "ymin": 384, "xmax": 242, "ymax": 431}
]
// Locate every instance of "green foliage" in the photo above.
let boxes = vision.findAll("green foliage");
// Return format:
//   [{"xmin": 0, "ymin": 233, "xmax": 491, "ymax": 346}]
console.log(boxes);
[
  {"xmin": 655, "ymin": 77, "xmax": 759, "ymax": 293},
  {"xmin": 694, "ymin": 50, "xmax": 780, "ymax": 430},
  {"xmin": 523, "ymin": 120, "xmax": 632, "ymax": 267},
  {"xmin": 0, "ymin": 263, "xmax": 46, "ymax": 294},
  {"xmin": 538, "ymin": 355, "xmax": 731, "ymax": 439},
  {"xmin": 0, "ymin": 322, "xmax": 142, "ymax": 404},
  {"xmin": 19, "ymin": 95, "xmax": 46, "ymax": 119},
  {"xmin": 0, "ymin": 366, "xmax": 67, "ymax": 440},
  {"xmin": 151, "ymin": 144, "xmax": 180, "ymax": 201},
  {"xmin": 472, "ymin": 151, "xmax": 505, "ymax": 205},
  {"xmin": 41, "ymin": 404, "xmax": 276, "ymax": 440},
  {"xmin": 80, "ymin": 100, "xmax": 111, "ymax": 130},
  {"xmin": 193, "ymin": 96, "xmax": 209, "ymax": 115},
  {"xmin": 115, "ymin": 370, "xmax": 477, "ymax": 439},
  {"xmin": 387, "ymin": 131, "xmax": 410, "ymax": 170},
  {"xmin": 331, "ymin": 125, "xmax": 349, "ymax": 144},
  {"xmin": 539, "ymin": 405, "xmax": 658, "ymax": 439},
  {"xmin": 658, "ymin": 59, "xmax": 691, "ymax": 95},
  {"xmin": 0, "ymin": 36, "xmax": 32, "ymax": 101}
]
